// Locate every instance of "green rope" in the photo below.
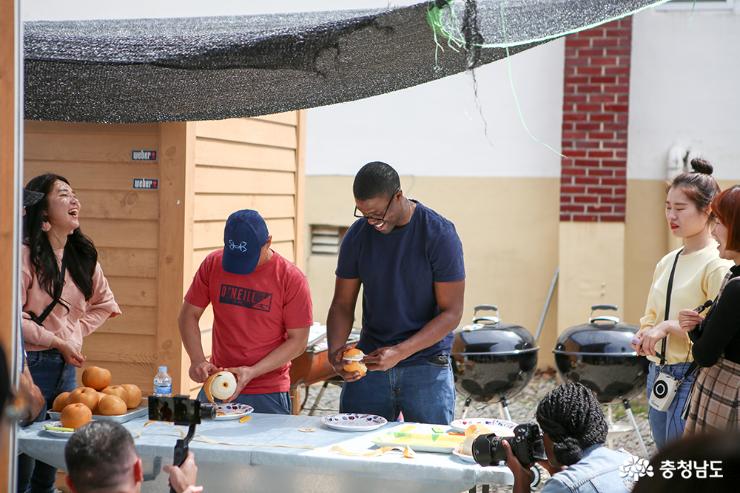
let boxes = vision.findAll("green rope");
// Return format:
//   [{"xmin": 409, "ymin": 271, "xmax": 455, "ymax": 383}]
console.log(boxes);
[
  {"xmin": 426, "ymin": 0, "xmax": 465, "ymax": 66},
  {"xmin": 499, "ymin": 3, "xmax": 566, "ymax": 159},
  {"xmin": 428, "ymin": 0, "xmax": 672, "ymax": 50}
]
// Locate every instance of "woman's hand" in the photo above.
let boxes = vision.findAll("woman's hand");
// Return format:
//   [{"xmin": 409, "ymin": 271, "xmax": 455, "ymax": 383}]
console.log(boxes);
[
  {"xmin": 679, "ymin": 309, "xmax": 703, "ymax": 333},
  {"xmin": 501, "ymin": 440, "xmax": 534, "ymax": 493},
  {"xmin": 52, "ymin": 337, "xmax": 85, "ymax": 367},
  {"xmin": 638, "ymin": 322, "xmax": 670, "ymax": 357}
]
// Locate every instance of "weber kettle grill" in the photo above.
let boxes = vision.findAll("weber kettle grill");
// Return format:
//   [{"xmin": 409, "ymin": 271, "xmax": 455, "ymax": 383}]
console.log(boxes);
[
  {"xmin": 554, "ymin": 304, "xmax": 649, "ymax": 455},
  {"xmin": 452, "ymin": 304, "xmax": 539, "ymax": 420}
]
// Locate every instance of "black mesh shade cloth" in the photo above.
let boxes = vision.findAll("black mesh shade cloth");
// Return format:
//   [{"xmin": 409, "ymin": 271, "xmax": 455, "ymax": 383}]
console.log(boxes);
[{"xmin": 24, "ymin": 0, "xmax": 666, "ymax": 123}]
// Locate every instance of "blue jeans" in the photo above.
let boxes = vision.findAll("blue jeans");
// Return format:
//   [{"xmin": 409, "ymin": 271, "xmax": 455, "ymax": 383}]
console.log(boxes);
[
  {"xmin": 646, "ymin": 361, "xmax": 695, "ymax": 450},
  {"xmin": 340, "ymin": 358, "xmax": 455, "ymax": 425},
  {"xmin": 18, "ymin": 349, "xmax": 77, "ymax": 493},
  {"xmin": 196, "ymin": 389, "xmax": 291, "ymax": 415}
]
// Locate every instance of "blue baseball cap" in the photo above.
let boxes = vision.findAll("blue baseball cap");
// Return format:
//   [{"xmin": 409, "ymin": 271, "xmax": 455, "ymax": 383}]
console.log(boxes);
[{"xmin": 222, "ymin": 210, "xmax": 269, "ymax": 275}]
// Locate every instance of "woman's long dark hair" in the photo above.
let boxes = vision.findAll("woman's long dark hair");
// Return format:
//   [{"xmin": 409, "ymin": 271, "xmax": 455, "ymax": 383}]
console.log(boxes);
[{"xmin": 23, "ymin": 174, "xmax": 98, "ymax": 301}]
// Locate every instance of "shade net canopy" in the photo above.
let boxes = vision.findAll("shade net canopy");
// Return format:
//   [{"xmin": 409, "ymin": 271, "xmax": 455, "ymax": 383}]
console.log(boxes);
[{"xmin": 24, "ymin": 0, "xmax": 666, "ymax": 123}]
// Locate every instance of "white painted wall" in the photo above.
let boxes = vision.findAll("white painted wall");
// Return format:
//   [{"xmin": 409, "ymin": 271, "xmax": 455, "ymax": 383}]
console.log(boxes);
[
  {"xmin": 628, "ymin": 7, "xmax": 740, "ymax": 180},
  {"xmin": 306, "ymin": 40, "xmax": 565, "ymax": 177}
]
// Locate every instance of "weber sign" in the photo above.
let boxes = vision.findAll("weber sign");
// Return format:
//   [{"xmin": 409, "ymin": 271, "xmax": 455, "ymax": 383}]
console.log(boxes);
[
  {"xmin": 133, "ymin": 178, "xmax": 159, "ymax": 190},
  {"xmin": 132, "ymin": 149, "xmax": 157, "ymax": 161}
]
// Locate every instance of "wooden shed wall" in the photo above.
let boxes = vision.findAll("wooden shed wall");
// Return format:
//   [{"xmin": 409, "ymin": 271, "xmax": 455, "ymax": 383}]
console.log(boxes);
[
  {"xmin": 22, "ymin": 112, "xmax": 305, "ymax": 397},
  {"xmin": 24, "ymin": 121, "xmax": 160, "ymax": 391},
  {"xmin": 185, "ymin": 112, "xmax": 305, "ymax": 395}
]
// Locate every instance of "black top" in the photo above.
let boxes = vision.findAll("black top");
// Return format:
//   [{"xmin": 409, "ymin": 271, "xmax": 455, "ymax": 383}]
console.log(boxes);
[{"xmin": 690, "ymin": 264, "xmax": 740, "ymax": 366}]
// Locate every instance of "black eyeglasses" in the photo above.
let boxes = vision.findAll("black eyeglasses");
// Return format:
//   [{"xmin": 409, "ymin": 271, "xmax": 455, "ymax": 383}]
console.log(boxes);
[{"xmin": 353, "ymin": 188, "xmax": 400, "ymax": 223}]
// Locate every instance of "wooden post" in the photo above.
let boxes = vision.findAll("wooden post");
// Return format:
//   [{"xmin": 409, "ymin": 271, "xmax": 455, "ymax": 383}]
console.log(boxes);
[
  {"xmin": 0, "ymin": 0, "xmax": 20, "ymax": 487},
  {"xmin": 294, "ymin": 110, "xmax": 306, "ymax": 271},
  {"xmin": 157, "ymin": 123, "xmax": 195, "ymax": 394}
]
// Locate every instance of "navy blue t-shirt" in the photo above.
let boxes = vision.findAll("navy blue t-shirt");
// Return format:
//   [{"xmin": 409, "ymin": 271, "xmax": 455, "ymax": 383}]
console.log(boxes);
[{"xmin": 336, "ymin": 201, "xmax": 465, "ymax": 364}]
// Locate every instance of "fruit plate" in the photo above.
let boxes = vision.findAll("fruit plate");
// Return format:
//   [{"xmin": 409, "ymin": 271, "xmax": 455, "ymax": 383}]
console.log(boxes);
[
  {"xmin": 47, "ymin": 404, "xmax": 147, "ymax": 424},
  {"xmin": 213, "ymin": 403, "xmax": 254, "ymax": 421},
  {"xmin": 371, "ymin": 426, "xmax": 465, "ymax": 453},
  {"xmin": 42, "ymin": 422, "xmax": 76, "ymax": 438},
  {"xmin": 321, "ymin": 413, "xmax": 388, "ymax": 432},
  {"xmin": 449, "ymin": 417, "xmax": 517, "ymax": 436}
]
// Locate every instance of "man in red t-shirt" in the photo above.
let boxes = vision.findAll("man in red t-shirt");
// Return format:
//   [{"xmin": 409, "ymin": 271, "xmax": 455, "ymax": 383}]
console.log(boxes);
[{"xmin": 178, "ymin": 209, "xmax": 312, "ymax": 414}]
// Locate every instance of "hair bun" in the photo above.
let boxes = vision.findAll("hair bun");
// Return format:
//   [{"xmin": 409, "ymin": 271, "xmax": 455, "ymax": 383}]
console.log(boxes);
[
  {"xmin": 553, "ymin": 437, "xmax": 584, "ymax": 466},
  {"xmin": 690, "ymin": 158, "xmax": 714, "ymax": 176}
]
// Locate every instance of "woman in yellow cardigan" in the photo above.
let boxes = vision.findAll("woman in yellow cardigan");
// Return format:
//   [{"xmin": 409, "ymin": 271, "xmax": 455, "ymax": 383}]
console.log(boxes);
[{"xmin": 632, "ymin": 159, "xmax": 731, "ymax": 449}]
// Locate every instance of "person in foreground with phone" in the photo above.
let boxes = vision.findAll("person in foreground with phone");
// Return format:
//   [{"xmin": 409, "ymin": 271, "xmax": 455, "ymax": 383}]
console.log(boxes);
[{"xmin": 64, "ymin": 420, "xmax": 202, "ymax": 493}]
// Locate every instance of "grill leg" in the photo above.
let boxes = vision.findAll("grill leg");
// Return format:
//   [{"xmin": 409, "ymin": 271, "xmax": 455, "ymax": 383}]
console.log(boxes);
[
  {"xmin": 623, "ymin": 399, "xmax": 648, "ymax": 456},
  {"xmin": 308, "ymin": 381, "xmax": 331, "ymax": 416},
  {"xmin": 499, "ymin": 396, "xmax": 512, "ymax": 421},
  {"xmin": 461, "ymin": 396, "xmax": 473, "ymax": 419}
]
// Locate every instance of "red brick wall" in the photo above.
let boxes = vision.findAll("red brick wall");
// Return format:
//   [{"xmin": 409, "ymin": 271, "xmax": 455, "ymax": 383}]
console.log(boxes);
[{"xmin": 560, "ymin": 18, "xmax": 632, "ymax": 222}]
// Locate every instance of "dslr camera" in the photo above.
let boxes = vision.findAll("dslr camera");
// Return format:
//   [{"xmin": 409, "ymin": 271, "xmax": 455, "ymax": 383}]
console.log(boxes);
[{"xmin": 472, "ymin": 423, "xmax": 547, "ymax": 466}]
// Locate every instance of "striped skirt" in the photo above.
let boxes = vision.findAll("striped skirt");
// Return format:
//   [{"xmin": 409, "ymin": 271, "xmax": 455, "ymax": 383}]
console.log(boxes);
[{"xmin": 684, "ymin": 358, "xmax": 740, "ymax": 435}]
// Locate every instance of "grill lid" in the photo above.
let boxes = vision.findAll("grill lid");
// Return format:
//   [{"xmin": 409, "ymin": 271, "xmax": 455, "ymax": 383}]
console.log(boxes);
[{"xmin": 554, "ymin": 304, "xmax": 639, "ymax": 356}]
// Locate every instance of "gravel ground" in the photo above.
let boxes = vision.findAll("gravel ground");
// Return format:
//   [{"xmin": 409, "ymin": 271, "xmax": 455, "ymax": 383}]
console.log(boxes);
[{"xmin": 299, "ymin": 371, "xmax": 656, "ymax": 492}]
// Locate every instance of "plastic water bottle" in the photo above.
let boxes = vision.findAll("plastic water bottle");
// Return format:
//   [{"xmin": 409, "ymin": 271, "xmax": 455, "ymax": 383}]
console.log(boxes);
[{"xmin": 153, "ymin": 365, "xmax": 172, "ymax": 396}]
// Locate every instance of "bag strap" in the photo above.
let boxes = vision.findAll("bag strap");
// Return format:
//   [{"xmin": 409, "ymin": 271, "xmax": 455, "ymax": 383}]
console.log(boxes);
[
  {"xmin": 27, "ymin": 258, "xmax": 67, "ymax": 326},
  {"xmin": 658, "ymin": 249, "xmax": 683, "ymax": 366}
]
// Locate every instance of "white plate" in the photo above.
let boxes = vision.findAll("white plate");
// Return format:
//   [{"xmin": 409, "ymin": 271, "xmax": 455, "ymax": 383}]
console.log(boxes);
[
  {"xmin": 42, "ymin": 421, "xmax": 76, "ymax": 438},
  {"xmin": 213, "ymin": 403, "xmax": 254, "ymax": 420},
  {"xmin": 452, "ymin": 446, "xmax": 477, "ymax": 463},
  {"xmin": 449, "ymin": 417, "xmax": 517, "ymax": 436},
  {"xmin": 322, "ymin": 413, "xmax": 388, "ymax": 431}
]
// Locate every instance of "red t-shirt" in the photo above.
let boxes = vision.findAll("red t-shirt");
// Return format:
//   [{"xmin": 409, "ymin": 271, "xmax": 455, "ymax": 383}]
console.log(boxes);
[{"xmin": 184, "ymin": 250, "xmax": 312, "ymax": 394}]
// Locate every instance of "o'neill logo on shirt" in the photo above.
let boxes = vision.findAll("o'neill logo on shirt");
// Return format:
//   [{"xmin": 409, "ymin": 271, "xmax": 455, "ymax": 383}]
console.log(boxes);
[{"xmin": 219, "ymin": 284, "xmax": 272, "ymax": 312}]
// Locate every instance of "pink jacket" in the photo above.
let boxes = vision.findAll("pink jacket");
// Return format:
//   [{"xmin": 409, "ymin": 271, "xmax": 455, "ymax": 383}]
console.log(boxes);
[{"xmin": 21, "ymin": 245, "xmax": 121, "ymax": 352}]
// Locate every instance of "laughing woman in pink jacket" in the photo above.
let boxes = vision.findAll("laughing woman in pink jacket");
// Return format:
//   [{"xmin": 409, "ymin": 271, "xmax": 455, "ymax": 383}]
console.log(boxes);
[{"xmin": 18, "ymin": 173, "xmax": 120, "ymax": 493}]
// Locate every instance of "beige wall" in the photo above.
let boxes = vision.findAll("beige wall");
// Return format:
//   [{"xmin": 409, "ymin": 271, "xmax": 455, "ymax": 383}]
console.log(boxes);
[
  {"xmin": 305, "ymin": 176, "xmax": 561, "ymax": 368},
  {"xmin": 558, "ymin": 221, "xmax": 625, "ymax": 333}
]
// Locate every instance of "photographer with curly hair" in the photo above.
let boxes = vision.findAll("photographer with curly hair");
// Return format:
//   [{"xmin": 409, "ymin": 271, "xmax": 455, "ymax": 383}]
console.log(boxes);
[{"xmin": 502, "ymin": 383, "xmax": 632, "ymax": 493}]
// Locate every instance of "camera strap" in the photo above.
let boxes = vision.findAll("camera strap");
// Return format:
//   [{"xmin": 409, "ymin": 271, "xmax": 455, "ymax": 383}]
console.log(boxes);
[
  {"xmin": 27, "ymin": 257, "xmax": 67, "ymax": 326},
  {"xmin": 658, "ymin": 249, "xmax": 683, "ymax": 367}
]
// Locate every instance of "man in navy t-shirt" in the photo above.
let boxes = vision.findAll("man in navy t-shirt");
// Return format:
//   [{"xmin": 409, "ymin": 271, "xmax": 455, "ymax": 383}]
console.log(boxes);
[{"xmin": 327, "ymin": 161, "xmax": 465, "ymax": 424}]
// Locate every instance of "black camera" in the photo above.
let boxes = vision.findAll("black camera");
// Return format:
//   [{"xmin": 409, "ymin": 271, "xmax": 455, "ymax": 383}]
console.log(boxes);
[
  {"xmin": 147, "ymin": 395, "xmax": 215, "ymax": 426},
  {"xmin": 472, "ymin": 423, "xmax": 547, "ymax": 466}
]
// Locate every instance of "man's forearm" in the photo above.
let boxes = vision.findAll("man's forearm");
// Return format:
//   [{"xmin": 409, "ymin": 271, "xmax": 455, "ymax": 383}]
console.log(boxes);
[
  {"xmin": 327, "ymin": 303, "xmax": 354, "ymax": 354},
  {"xmin": 395, "ymin": 309, "xmax": 461, "ymax": 359},
  {"xmin": 249, "ymin": 336, "xmax": 306, "ymax": 378},
  {"xmin": 179, "ymin": 315, "xmax": 206, "ymax": 364}
]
